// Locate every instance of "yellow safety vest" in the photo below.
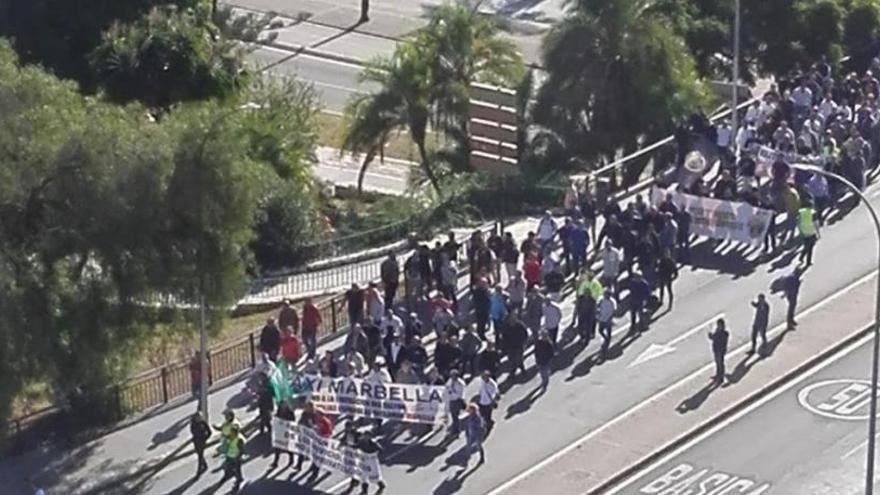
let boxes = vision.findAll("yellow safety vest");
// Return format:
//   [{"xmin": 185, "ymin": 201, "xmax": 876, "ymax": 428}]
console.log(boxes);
[
  {"xmin": 226, "ymin": 434, "xmax": 245, "ymax": 459},
  {"xmin": 589, "ymin": 279, "xmax": 604, "ymax": 300},
  {"xmin": 798, "ymin": 208, "xmax": 817, "ymax": 237},
  {"xmin": 577, "ymin": 276, "xmax": 591, "ymax": 297}
]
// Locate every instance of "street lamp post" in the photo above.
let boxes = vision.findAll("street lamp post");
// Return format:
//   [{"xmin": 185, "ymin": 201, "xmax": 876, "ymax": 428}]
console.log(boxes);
[
  {"xmin": 731, "ymin": 0, "xmax": 742, "ymax": 150},
  {"xmin": 793, "ymin": 164, "xmax": 880, "ymax": 494}
]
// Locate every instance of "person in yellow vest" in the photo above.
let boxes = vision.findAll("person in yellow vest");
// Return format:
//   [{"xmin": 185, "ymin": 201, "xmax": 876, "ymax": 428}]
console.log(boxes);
[
  {"xmin": 214, "ymin": 410, "xmax": 240, "ymax": 457},
  {"xmin": 219, "ymin": 423, "xmax": 246, "ymax": 492},
  {"xmin": 571, "ymin": 271, "xmax": 603, "ymax": 330},
  {"xmin": 797, "ymin": 201, "xmax": 820, "ymax": 266}
]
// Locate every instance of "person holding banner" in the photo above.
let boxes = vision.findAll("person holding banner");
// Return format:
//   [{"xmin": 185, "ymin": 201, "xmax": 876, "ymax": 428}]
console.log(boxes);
[{"xmin": 270, "ymin": 401, "xmax": 296, "ymax": 471}]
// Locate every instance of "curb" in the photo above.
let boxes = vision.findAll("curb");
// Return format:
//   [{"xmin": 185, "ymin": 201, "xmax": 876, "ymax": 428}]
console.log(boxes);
[
  {"xmin": 585, "ymin": 322, "xmax": 875, "ymax": 495},
  {"xmin": 264, "ymin": 40, "xmax": 365, "ymax": 67}
]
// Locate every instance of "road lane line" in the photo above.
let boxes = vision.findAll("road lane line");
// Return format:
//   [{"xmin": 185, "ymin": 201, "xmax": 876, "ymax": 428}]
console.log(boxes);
[
  {"xmin": 485, "ymin": 269, "xmax": 878, "ymax": 495},
  {"xmin": 257, "ymin": 45, "xmax": 366, "ymax": 71},
  {"xmin": 604, "ymin": 332, "xmax": 874, "ymax": 494},
  {"xmin": 842, "ymin": 430, "xmax": 880, "ymax": 460}
]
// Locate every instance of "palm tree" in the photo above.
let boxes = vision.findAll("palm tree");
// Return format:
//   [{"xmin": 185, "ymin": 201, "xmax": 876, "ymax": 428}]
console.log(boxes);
[
  {"xmin": 342, "ymin": 40, "xmax": 440, "ymax": 193},
  {"xmin": 342, "ymin": 2, "xmax": 525, "ymax": 193},
  {"xmin": 535, "ymin": 0, "xmax": 708, "ymax": 184}
]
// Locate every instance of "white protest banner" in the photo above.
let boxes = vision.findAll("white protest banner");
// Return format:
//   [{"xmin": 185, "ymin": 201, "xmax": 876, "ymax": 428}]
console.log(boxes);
[
  {"xmin": 650, "ymin": 187, "xmax": 773, "ymax": 245},
  {"xmin": 752, "ymin": 144, "xmax": 821, "ymax": 176},
  {"xmin": 300, "ymin": 375, "xmax": 448, "ymax": 425},
  {"xmin": 272, "ymin": 418, "xmax": 382, "ymax": 482}
]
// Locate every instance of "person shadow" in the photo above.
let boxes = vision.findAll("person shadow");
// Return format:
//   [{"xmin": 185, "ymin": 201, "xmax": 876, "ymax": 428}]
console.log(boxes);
[
  {"xmin": 676, "ymin": 379, "xmax": 721, "ymax": 414},
  {"xmin": 148, "ymin": 415, "xmax": 190, "ymax": 451},
  {"xmin": 726, "ymin": 328, "xmax": 792, "ymax": 386},
  {"xmin": 505, "ymin": 384, "xmax": 547, "ymax": 420},
  {"xmin": 433, "ymin": 451, "xmax": 482, "ymax": 495}
]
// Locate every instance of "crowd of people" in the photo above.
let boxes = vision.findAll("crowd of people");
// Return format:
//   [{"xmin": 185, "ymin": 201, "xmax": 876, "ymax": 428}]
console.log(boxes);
[{"xmin": 182, "ymin": 54, "xmax": 880, "ymax": 495}]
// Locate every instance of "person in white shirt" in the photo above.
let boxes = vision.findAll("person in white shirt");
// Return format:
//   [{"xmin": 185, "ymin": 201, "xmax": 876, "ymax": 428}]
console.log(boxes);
[
  {"xmin": 379, "ymin": 309, "xmax": 403, "ymax": 340},
  {"xmin": 597, "ymin": 290, "xmax": 617, "ymax": 358},
  {"xmin": 791, "ymin": 81, "xmax": 813, "ymax": 111},
  {"xmin": 818, "ymin": 93, "xmax": 837, "ymax": 123},
  {"xmin": 600, "ymin": 241, "xmax": 621, "ymax": 300},
  {"xmin": 744, "ymin": 101, "xmax": 760, "ymax": 126},
  {"xmin": 542, "ymin": 298, "xmax": 563, "ymax": 344},
  {"xmin": 446, "ymin": 369, "xmax": 466, "ymax": 433},
  {"xmin": 716, "ymin": 119, "xmax": 732, "ymax": 150},
  {"xmin": 735, "ymin": 123, "xmax": 756, "ymax": 158},
  {"xmin": 536, "ymin": 210, "xmax": 558, "ymax": 256},
  {"xmin": 366, "ymin": 282, "xmax": 384, "ymax": 324},
  {"xmin": 477, "ymin": 370, "xmax": 500, "ymax": 436}
]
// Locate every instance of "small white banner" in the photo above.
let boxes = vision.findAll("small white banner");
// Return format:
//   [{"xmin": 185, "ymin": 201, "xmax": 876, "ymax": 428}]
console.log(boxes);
[
  {"xmin": 651, "ymin": 187, "xmax": 773, "ymax": 245},
  {"xmin": 300, "ymin": 375, "xmax": 448, "ymax": 425},
  {"xmin": 272, "ymin": 418, "xmax": 383, "ymax": 482},
  {"xmin": 753, "ymin": 145, "xmax": 821, "ymax": 176}
]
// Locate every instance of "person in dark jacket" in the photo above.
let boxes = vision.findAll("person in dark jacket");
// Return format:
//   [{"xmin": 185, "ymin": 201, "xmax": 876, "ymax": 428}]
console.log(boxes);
[
  {"xmin": 656, "ymin": 249, "xmax": 679, "ymax": 308},
  {"xmin": 628, "ymin": 272, "xmax": 651, "ymax": 332},
  {"xmin": 352, "ymin": 431, "xmax": 386, "ymax": 494},
  {"xmin": 257, "ymin": 374, "xmax": 275, "ymax": 436},
  {"xmin": 259, "ymin": 318, "xmax": 281, "ymax": 362},
  {"xmin": 502, "ymin": 313, "xmax": 529, "ymax": 379},
  {"xmin": 477, "ymin": 341, "xmax": 501, "ymax": 378},
  {"xmin": 750, "ymin": 294, "xmax": 770, "ymax": 355},
  {"xmin": 190, "ymin": 412, "xmax": 211, "ymax": 476},
  {"xmin": 534, "ymin": 330, "xmax": 556, "ymax": 391},
  {"xmin": 380, "ymin": 254, "xmax": 400, "ymax": 310},
  {"xmin": 575, "ymin": 292, "xmax": 596, "ymax": 345},
  {"xmin": 434, "ymin": 332, "xmax": 458, "ymax": 378},
  {"xmin": 270, "ymin": 401, "xmax": 296, "ymax": 470},
  {"xmin": 403, "ymin": 336, "xmax": 429, "ymax": 380},
  {"xmin": 472, "ymin": 279, "xmax": 492, "ymax": 340},
  {"xmin": 346, "ymin": 283, "xmax": 365, "ymax": 327},
  {"xmin": 708, "ymin": 318, "xmax": 730, "ymax": 384}
]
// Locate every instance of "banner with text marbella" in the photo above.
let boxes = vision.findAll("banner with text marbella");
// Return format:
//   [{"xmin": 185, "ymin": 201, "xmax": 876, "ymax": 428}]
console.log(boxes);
[
  {"xmin": 272, "ymin": 418, "xmax": 382, "ymax": 482},
  {"xmin": 300, "ymin": 375, "xmax": 448, "ymax": 425},
  {"xmin": 650, "ymin": 187, "xmax": 773, "ymax": 246}
]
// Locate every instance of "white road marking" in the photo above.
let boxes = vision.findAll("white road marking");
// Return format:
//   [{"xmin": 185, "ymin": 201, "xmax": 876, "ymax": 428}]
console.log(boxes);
[
  {"xmin": 842, "ymin": 430, "xmax": 880, "ymax": 460},
  {"xmin": 629, "ymin": 313, "xmax": 724, "ymax": 368},
  {"xmin": 604, "ymin": 332, "xmax": 874, "ymax": 495},
  {"xmin": 486, "ymin": 269, "xmax": 878, "ymax": 495},
  {"xmin": 798, "ymin": 378, "xmax": 874, "ymax": 421},
  {"xmin": 257, "ymin": 45, "xmax": 367, "ymax": 71}
]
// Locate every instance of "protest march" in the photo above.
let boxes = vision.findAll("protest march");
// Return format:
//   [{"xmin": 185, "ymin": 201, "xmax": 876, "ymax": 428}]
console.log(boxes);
[{"xmin": 190, "ymin": 55, "xmax": 880, "ymax": 494}]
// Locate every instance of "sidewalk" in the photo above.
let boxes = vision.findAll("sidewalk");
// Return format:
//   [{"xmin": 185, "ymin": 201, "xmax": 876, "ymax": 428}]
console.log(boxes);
[
  {"xmin": 228, "ymin": 0, "xmax": 548, "ymax": 67},
  {"xmin": 493, "ymin": 272, "xmax": 877, "ymax": 495}
]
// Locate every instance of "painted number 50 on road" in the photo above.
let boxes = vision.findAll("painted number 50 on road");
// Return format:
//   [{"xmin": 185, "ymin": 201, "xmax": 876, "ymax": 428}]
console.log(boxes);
[{"xmin": 798, "ymin": 379, "xmax": 875, "ymax": 420}]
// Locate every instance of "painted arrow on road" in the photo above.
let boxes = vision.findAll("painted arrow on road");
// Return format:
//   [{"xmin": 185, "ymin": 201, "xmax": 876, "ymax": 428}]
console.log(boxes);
[{"xmin": 629, "ymin": 313, "xmax": 725, "ymax": 368}]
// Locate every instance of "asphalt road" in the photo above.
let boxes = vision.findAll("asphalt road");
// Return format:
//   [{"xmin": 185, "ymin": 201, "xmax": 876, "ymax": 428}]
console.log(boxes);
[
  {"xmin": 115, "ymin": 179, "xmax": 880, "ymax": 495},
  {"xmin": 248, "ymin": 45, "xmax": 372, "ymax": 113},
  {"xmin": 608, "ymin": 334, "xmax": 880, "ymax": 495}
]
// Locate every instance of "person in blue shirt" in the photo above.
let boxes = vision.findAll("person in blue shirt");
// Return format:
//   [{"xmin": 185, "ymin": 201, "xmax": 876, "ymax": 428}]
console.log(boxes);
[
  {"xmin": 569, "ymin": 219, "xmax": 590, "ymax": 275},
  {"xmin": 489, "ymin": 286, "xmax": 508, "ymax": 346}
]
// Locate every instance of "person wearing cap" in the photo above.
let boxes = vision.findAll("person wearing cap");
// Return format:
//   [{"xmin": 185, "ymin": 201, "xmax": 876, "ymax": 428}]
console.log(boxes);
[{"xmin": 219, "ymin": 423, "xmax": 246, "ymax": 490}]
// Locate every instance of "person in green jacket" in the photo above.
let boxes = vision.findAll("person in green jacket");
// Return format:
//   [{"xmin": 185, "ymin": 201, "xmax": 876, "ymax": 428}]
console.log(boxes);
[{"xmin": 219, "ymin": 423, "xmax": 246, "ymax": 492}]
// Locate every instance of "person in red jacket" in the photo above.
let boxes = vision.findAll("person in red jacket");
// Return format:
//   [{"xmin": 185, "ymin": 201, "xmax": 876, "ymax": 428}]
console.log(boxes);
[
  {"xmin": 280, "ymin": 326, "xmax": 302, "ymax": 366},
  {"xmin": 523, "ymin": 254, "xmax": 541, "ymax": 291},
  {"xmin": 305, "ymin": 408, "xmax": 335, "ymax": 479},
  {"xmin": 301, "ymin": 297, "xmax": 322, "ymax": 360}
]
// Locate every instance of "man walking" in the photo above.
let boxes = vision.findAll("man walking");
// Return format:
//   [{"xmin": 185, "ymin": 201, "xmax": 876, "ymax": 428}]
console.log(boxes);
[
  {"xmin": 219, "ymin": 423, "xmax": 246, "ymax": 492},
  {"xmin": 708, "ymin": 319, "xmax": 729, "ymax": 384},
  {"xmin": 477, "ymin": 371, "xmax": 500, "ymax": 436},
  {"xmin": 381, "ymin": 253, "xmax": 400, "ymax": 310},
  {"xmin": 542, "ymin": 297, "xmax": 563, "ymax": 344},
  {"xmin": 750, "ymin": 294, "xmax": 770, "ymax": 354},
  {"xmin": 301, "ymin": 297, "xmax": 321, "ymax": 360},
  {"xmin": 189, "ymin": 412, "xmax": 211, "ymax": 477},
  {"xmin": 628, "ymin": 271, "xmax": 651, "ymax": 333},
  {"xmin": 784, "ymin": 268, "xmax": 802, "ymax": 329},
  {"xmin": 597, "ymin": 290, "xmax": 617, "ymax": 358},
  {"xmin": 798, "ymin": 200, "xmax": 820, "ymax": 266},
  {"xmin": 534, "ymin": 330, "xmax": 556, "ymax": 391},
  {"xmin": 503, "ymin": 312, "xmax": 529, "ymax": 380}
]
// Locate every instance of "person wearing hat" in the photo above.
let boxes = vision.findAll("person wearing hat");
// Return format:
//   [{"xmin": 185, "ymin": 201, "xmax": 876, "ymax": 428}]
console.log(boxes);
[{"xmin": 219, "ymin": 423, "xmax": 246, "ymax": 491}]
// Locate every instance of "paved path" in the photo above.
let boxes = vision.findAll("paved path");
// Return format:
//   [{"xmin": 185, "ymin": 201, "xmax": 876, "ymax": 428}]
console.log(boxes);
[{"xmin": 607, "ymin": 333, "xmax": 878, "ymax": 495}]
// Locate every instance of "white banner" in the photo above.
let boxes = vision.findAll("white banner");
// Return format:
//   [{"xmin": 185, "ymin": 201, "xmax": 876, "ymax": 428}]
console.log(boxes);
[
  {"xmin": 752, "ymin": 145, "xmax": 821, "ymax": 176},
  {"xmin": 300, "ymin": 375, "xmax": 448, "ymax": 425},
  {"xmin": 651, "ymin": 187, "xmax": 773, "ymax": 245},
  {"xmin": 272, "ymin": 418, "xmax": 382, "ymax": 482}
]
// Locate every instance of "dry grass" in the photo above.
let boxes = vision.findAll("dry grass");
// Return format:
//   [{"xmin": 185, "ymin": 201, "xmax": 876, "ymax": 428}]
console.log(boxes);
[{"xmin": 316, "ymin": 111, "xmax": 435, "ymax": 162}]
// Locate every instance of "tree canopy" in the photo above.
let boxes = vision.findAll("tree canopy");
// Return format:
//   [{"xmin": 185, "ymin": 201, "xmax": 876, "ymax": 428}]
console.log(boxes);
[{"xmin": 0, "ymin": 40, "xmax": 321, "ymax": 423}]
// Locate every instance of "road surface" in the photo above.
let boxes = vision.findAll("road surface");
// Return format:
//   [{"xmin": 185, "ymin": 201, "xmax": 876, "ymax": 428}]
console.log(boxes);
[
  {"xmin": 608, "ymin": 333, "xmax": 879, "ymax": 495},
  {"xmin": 88, "ymin": 179, "xmax": 880, "ymax": 495}
]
